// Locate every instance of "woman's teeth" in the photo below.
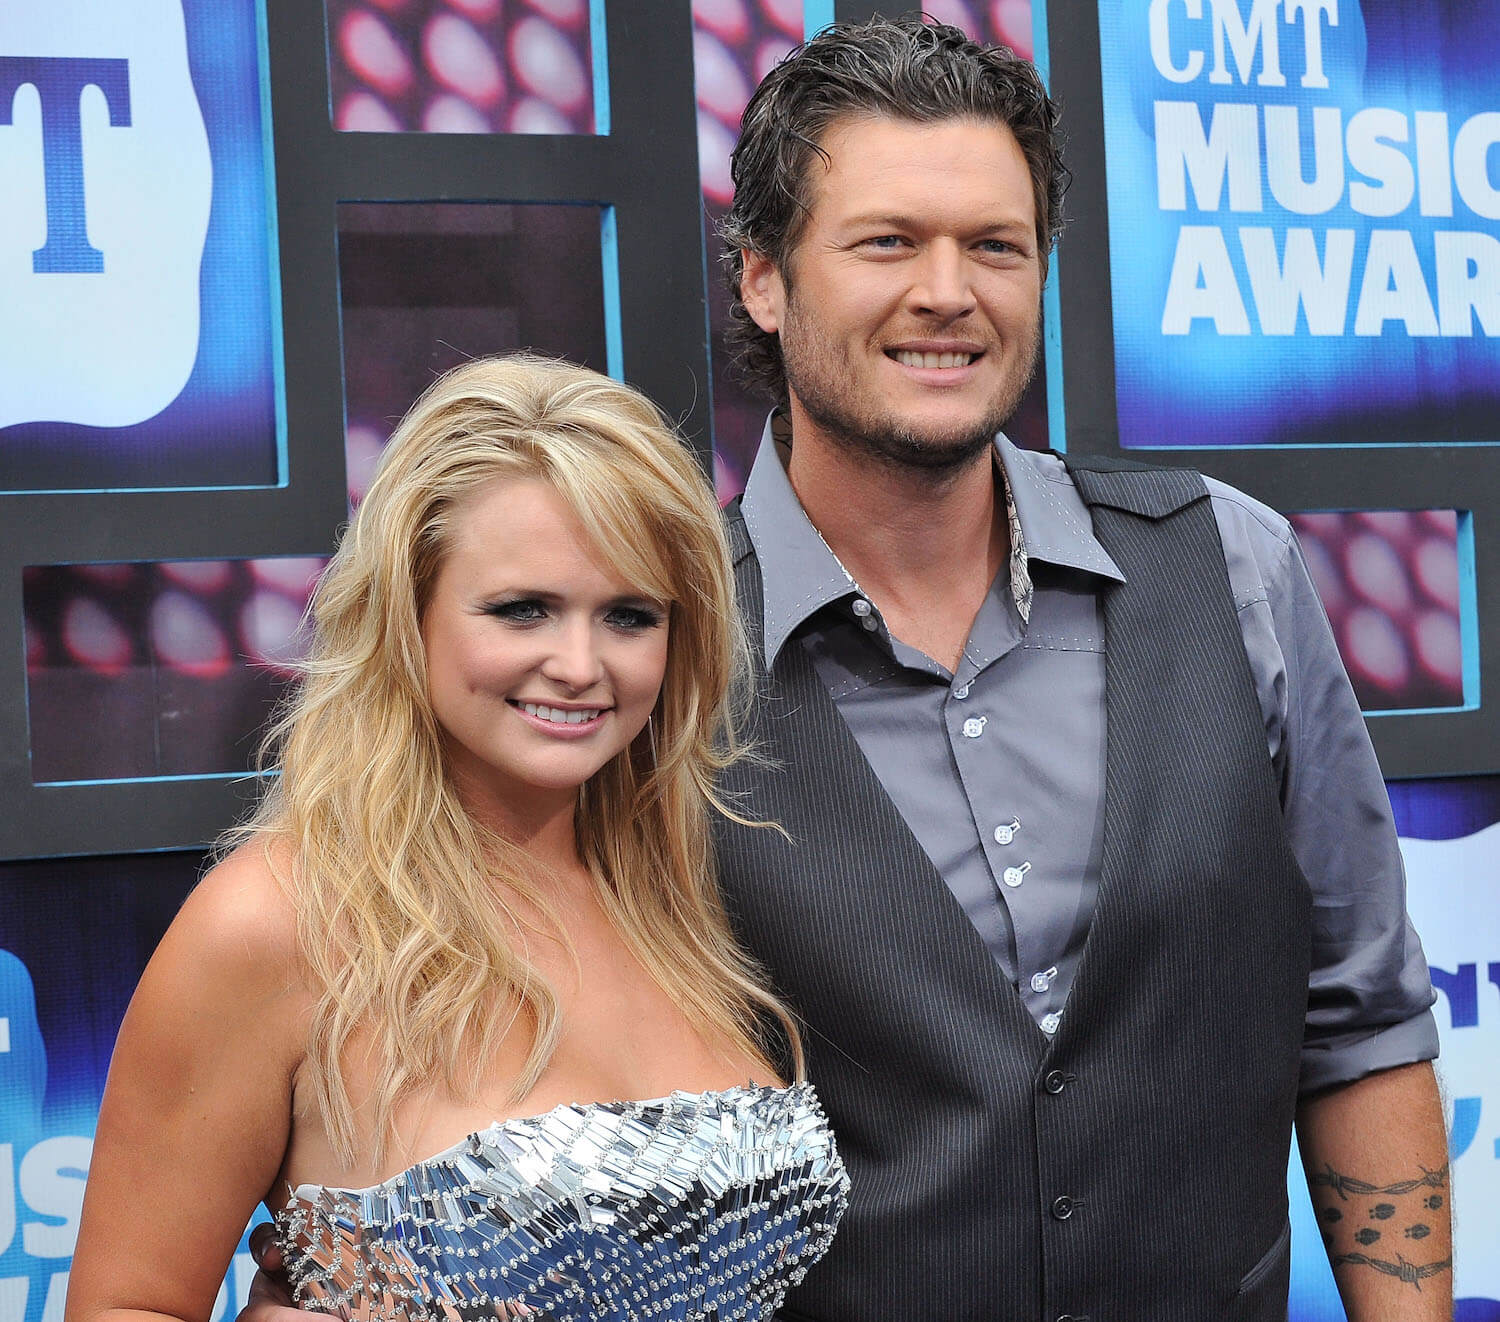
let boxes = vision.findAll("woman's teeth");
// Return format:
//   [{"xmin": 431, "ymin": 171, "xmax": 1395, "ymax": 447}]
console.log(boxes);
[
  {"xmin": 519, "ymin": 702, "xmax": 603, "ymax": 725},
  {"xmin": 894, "ymin": 350, "xmax": 975, "ymax": 369}
]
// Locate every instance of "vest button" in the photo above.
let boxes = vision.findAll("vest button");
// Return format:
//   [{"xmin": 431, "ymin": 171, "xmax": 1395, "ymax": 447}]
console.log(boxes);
[
  {"xmin": 1050, "ymin": 1195, "xmax": 1075, "ymax": 1220},
  {"xmin": 1044, "ymin": 1070, "xmax": 1068, "ymax": 1094}
]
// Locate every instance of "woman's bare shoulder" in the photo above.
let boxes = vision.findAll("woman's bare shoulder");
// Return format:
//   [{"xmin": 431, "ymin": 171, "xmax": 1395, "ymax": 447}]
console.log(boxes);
[{"xmin": 161, "ymin": 834, "xmax": 309, "ymax": 1000}]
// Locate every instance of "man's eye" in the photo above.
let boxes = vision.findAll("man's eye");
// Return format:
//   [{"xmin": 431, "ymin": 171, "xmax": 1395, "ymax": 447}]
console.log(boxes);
[
  {"xmin": 487, "ymin": 599, "xmax": 547, "ymax": 623},
  {"xmin": 605, "ymin": 604, "xmax": 665, "ymax": 632},
  {"xmin": 865, "ymin": 235, "xmax": 905, "ymax": 250}
]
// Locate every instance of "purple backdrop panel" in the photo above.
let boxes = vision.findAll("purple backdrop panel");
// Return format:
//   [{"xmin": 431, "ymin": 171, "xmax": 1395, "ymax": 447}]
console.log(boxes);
[
  {"xmin": 693, "ymin": 0, "xmax": 1048, "ymax": 499},
  {"xmin": 326, "ymin": 0, "xmax": 596, "ymax": 134},
  {"xmin": 338, "ymin": 201, "xmax": 608, "ymax": 505},
  {"xmin": 1289, "ymin": 510, "xmax": 1465, "ymax": 712},
  {"xmin": 24, "ymin": 556, "xmax": 324, "ymax": 783}
]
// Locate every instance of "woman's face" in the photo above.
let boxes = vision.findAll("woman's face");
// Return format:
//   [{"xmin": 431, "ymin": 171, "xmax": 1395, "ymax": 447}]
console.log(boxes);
[{"xmin": 420, "ymin": 476, "xmax": 670, "ymax": 824}]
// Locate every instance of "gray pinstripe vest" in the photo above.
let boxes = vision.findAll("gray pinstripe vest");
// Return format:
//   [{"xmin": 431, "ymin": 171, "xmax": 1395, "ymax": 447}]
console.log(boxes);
[{"xmin": 715, "ymin": 458, "xmax": 1311, "ymax": 1322}]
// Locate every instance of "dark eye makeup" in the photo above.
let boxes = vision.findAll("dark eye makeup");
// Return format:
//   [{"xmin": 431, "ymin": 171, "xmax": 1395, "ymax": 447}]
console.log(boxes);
[
  {"xmin": 480, "ymin": 596, "xmax": 666, "ymax": 631},
  {"xmin": 483, "ymin": 598, "xmax": 548, "ymax": 623},
  {"xmin": 603, "ymin": 603, "xmax": 666, "ymax": 632}
]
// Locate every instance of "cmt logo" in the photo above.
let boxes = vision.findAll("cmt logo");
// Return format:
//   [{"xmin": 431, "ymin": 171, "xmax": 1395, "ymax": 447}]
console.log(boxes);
[
  {"xmin": 0, "ymin": 58, "xmax": 132, "ymax": 275},
  {"xmin": 0, "ymin": 1, "xmax": 211, "ymax": 430}
]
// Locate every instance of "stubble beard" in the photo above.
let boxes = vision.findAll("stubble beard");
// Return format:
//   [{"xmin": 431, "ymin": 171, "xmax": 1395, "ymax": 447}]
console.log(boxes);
[{"xmin": 778, "ymin": 296, "xmax": 1043, "ymax": 480}]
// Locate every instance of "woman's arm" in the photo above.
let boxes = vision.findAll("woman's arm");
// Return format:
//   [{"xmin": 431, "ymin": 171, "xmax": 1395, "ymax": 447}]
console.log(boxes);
[{"xmin": 66, "ymin": 843, "xmax": 311, "ymax": 1322}]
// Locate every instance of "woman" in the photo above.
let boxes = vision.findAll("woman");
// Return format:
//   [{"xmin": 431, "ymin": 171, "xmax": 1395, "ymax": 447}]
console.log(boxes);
[{"xmin": 66, "ymin": 356, "xmax": 846, "ymax": 1322}]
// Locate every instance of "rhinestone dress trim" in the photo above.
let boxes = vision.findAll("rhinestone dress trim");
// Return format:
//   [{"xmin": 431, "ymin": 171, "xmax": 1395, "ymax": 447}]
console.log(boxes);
[{"xmin": 275, "ymin": 1082, "xmax": 848, "ymax": 1321}]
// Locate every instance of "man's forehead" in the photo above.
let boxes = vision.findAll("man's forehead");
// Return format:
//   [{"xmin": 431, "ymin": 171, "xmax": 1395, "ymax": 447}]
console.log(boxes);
[
  {"xmin": 793, "ymin": 113, "xmax": 1031, "ymax": 221},
  {"xmin": 800, "ymin": 112, "xmax": 1023, "ymax": 193}
]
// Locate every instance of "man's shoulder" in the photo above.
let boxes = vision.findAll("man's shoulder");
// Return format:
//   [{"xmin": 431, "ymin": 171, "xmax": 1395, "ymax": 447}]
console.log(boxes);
[
  {"xmin": 1034, "ymin": 449, "xmax": 1297, "ymax": 595},
  {"xmin": 1200, "ymin": 475, "xmax": 1297, "ymax": 579},
  {"xmin": 1040, "ymin": 448, "xmax": 1295, "ymax": 557}
]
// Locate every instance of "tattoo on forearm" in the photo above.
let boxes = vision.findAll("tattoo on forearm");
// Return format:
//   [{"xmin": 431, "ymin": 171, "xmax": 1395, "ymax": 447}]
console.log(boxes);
[
  {"xmin": 1328, "ymin": 1251, "xmax": 1453, "ymax": 1288},
  {"xmin": 1311, "ymin": 1162, "xmax": 1448, "ymax": 1200},
  {"xmin": 1311, "ymin": 1162, "xmax": 1451, "ymax": 1292}
]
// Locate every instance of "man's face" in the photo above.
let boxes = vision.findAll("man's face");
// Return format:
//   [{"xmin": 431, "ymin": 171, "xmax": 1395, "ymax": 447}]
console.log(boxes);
[{"xmin": 741, "ymin": 114, "xmax": 1044, "ymax": 474}]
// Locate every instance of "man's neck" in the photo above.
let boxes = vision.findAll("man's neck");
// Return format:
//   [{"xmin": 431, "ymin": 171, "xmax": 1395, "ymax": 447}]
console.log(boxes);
[{"xmin": 783, "ymin": 416, "xmax": 1009, "ymax": 672}]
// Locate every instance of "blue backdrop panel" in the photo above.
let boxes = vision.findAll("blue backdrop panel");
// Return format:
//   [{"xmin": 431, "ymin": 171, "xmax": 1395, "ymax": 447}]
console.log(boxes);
[
  {"xmin": 0, "ymin": 852, "xmax": 263, "ymax": 1322},
  {"xmin": 1097, "ymin": 0, "xmax": 1500, "ymax": 449},
  {"xmin": 1287, "ymin": 776, "xmax": 1500, "ymax": 1317},
  {"xmin": 0, "ymin": 0, "xmax": 281, "ymax": 491}
]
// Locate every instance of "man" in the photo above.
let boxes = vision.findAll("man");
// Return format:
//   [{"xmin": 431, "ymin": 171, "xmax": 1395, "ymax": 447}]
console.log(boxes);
[
  {"xmin": 706, "ymin": 17, "xmax": 1447, "ymax": 1322},
  {"xmin": 245, "ymin": 17, "xmax": 1447, "ymax": 1322}
]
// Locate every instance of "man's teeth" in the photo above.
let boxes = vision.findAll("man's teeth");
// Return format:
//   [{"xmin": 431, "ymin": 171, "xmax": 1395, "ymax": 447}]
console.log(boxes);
[
  {"xmin": 895, "ymin": 350, "xmax": 975, "ymax": 369},
  {"xmin": 519, "ymin": 702, "xmax": 603, "ymax": 725}
]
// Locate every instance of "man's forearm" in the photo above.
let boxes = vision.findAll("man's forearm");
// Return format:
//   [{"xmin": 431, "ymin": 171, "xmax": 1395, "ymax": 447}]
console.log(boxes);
[{"xmin": 1296, "ymin": 1060, "xmax": 1452, "ymax": 1321}]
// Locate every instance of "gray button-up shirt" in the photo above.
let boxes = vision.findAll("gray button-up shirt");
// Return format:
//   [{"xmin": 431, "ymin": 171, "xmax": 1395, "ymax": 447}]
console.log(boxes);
[{"xmin": 740, "ymin": 420, "xmax": 1438, "ymax": 1094}]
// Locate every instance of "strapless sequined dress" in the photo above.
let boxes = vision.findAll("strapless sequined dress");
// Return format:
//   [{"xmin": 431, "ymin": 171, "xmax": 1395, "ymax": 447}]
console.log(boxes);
[{"xmin": 275, "ymin": 1082, "xmax": 847, "ymax": 1322}]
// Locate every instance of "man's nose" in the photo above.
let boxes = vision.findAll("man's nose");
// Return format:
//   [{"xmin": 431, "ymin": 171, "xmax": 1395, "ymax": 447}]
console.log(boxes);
[
  {"xmin": 541, "ymin": 620, "xmax": 606, "ymax": 691},
  {"xmin": 907, "ymin": 242, "xmax": 977, "ymax": 321}
]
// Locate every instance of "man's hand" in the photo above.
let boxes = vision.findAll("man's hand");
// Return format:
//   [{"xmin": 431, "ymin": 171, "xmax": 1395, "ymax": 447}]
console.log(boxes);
[
  {"xmin": 234, "ymin": 1224, "xmax": 302, "ymax": 1322},
  {"xmin": 1297, "ymin": 1060, "xmax": 1452, "ymax": 1322}
]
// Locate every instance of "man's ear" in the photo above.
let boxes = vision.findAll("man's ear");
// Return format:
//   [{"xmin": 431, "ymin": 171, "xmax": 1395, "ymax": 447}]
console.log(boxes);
[{"xmin": 738, "ymin": 249, "xmax": 785, "ymax": 334}]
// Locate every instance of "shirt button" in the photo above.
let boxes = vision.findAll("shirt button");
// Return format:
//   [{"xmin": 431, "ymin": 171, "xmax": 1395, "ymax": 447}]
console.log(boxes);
[
  {"xmin": 1001, "ymin": 862, "xmax": 1030, "ymax": 888},
  {"xmin": 993, "ymin": 818, "xmax": 1020, "ymax": 846},
  {"xmin": 860, "ymin": 615, "xmax": 879, "ymax": 631},
  {"xmin": 953, "ymin": 683, "xmax": 970, "ymax": 699},
  {"xmin": 1044, "ymin": 1070, "xmax": 1068, "ymax": 1095},
  {"xmin": 1030, "ymin": 972, "xmax": 1051, "ymax": 994},
  {"xmin": 962, "ymin": 716, "xmax": 986, "ymax": 738},
  {"xmin": 1040, "ymin": 1011, "xmax": 1061, "ymax": 1034},
  {"xmin": 1050, "ymin": 1195, "xmax": 1075, "ymax": 1220},
  {"xmin": 851, "ymin": 597, "xmax": 872, "ymax": 617}
]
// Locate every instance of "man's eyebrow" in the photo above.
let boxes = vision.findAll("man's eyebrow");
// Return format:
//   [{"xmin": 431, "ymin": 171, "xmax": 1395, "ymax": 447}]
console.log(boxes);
[{"xmin": 835, "ymin": 212, "xmax": 1035, "ymax": 235}]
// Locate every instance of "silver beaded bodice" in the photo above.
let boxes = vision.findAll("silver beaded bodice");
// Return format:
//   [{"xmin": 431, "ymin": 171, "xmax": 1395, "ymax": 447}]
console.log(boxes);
[{"xmin": 275, "ymin": 1083, "xmax": 847, "ymax": 1321}]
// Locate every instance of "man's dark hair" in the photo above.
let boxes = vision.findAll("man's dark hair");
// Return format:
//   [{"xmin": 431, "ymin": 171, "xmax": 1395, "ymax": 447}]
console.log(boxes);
[{"xmin": 720, "ymin": 15, "xmax": 1067, "ymax": 401}]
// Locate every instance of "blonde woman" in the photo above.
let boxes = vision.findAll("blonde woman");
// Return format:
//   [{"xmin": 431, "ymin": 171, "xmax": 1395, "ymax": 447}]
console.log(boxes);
[{"xmin": 66, "ymin": 356, "xmax": 847, "ymax": 1322}]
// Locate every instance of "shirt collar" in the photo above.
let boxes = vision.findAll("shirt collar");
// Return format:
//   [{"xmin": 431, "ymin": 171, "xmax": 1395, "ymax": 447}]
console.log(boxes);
[{"xmin": 739, "ymin": 416, "xmax": 1124, "ymax": 667}]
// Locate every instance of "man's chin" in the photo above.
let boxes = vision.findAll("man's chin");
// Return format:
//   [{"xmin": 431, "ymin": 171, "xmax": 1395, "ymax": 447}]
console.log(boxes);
[{"xmin": 856, "ymin": 419, "xmax": 1004, "ymax": 473}]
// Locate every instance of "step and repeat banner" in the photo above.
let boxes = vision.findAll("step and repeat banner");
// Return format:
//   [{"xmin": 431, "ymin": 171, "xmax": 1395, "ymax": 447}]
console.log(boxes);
[
  {"xmin": 1, "ymin": 1, "xmax": 1497, "ymax": 1319},
  {"xmin": 0, "ymin": 0, "xmax": 281, "ymax": 491},
  {"xmin": 1097, "ymin": 0, "xmax": 1500, "ymax": 449}
]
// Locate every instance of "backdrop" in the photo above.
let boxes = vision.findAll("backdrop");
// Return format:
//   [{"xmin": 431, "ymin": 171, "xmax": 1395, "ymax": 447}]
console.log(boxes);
[{"xmin": 0, "ymin": 2, "xmax": 1495, "ymax": 1319}]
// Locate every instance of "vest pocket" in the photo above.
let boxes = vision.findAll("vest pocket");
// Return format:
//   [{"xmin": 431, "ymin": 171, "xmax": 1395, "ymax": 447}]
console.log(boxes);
[{"xmin": 1236, "ymin": 1218, "xmax": 1292, "ymax": 1296}]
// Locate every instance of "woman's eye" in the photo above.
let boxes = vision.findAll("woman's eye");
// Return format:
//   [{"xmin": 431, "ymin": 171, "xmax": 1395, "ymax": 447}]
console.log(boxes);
[
  {"xmin": 605, "ymin": 604, "xmax": 665, "ymax": 632},
  {"xmin": 488, "ymin": 599, "xmax": 547, "ymax": 623}
]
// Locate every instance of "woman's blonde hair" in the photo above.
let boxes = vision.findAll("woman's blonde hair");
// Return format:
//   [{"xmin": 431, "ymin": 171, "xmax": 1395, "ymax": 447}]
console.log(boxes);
[{"xmin": 239, "ymin": 354, "xmax": 799, "ymax": 1165}]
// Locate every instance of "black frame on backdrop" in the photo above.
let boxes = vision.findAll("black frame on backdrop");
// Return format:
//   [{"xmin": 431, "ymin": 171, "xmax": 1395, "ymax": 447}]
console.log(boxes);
[
  {"xmin": 1040, "ymin": 0, "xmax": 1500, "ymax": 779},
  {"xmin": 2, "ymin": 0, "xmax": 1494, "ymax": 861},
  {"xmin": 0, "ymin": 0, "xmax": 709, "ymax": 859}
]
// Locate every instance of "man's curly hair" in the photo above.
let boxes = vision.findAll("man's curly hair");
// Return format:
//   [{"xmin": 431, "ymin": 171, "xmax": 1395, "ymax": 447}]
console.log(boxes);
[{"xmin": 720, "ymin": 15, "xmax": 1068, "ymax": 402}]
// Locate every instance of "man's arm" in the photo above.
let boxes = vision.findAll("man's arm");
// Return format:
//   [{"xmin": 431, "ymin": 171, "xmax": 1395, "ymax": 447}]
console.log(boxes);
[{"xmin": 1296, "ymin": 1060, "xmax": 1451, "ymax": 1321}]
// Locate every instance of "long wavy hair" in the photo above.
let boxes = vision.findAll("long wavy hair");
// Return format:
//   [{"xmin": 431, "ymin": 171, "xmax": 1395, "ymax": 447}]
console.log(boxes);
[{"xmin": 237, "ymin": 355, "xmax": 799, "ymax": 1165}]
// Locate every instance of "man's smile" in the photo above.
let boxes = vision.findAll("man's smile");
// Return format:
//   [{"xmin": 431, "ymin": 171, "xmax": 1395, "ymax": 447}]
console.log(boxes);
[{"xmin": 888, "ymin": 349, "xmax": 980, "ymax": 369}]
